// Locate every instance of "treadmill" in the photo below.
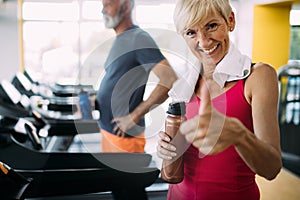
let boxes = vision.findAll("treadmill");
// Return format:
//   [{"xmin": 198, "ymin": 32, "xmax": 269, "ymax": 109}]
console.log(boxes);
[
  {"xmin": 0, "ymin": 78, "xmax": 100, "ymax": 151},
  {"xmin": 0, "ymin": 114, "xmax": 160, "ymax": 199},
  {"xmin": 0, "ymin": 71, "xmax": 166, "ymax": 199},
  {"xmin": 0, "ymin": 73, "xmax": 162, "ymax": 199},
  {"xmin": 277, "ymin": 60, "xmax": 300, "ymax": 176},
  {"xmin": 11, "ymin": 71, "xmax": 96, "ymax": 116}
]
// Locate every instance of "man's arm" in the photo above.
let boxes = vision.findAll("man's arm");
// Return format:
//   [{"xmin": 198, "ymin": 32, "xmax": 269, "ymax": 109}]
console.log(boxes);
[{"xmin": 112, "ymin": 59, "xmax": 177, "ymax": 137}]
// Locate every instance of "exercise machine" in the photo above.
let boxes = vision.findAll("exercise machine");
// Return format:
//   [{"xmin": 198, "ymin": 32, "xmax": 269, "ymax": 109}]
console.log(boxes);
[
  {"xmin": 278, "ymin": 60, "xmax": 300, "ymax": 176},
  {"xmin": 0, "ymin": 115, "xmax": 160, "ymax": 199}
]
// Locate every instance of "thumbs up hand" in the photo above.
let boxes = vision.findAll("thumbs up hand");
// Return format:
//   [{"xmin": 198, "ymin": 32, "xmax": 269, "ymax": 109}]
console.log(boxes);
[{"xmin": 180, "ymin": 80, "xmax": 239, "ymax": 156}]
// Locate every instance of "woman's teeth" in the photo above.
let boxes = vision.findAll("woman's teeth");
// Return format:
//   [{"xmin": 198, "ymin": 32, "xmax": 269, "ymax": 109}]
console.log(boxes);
[{"xmin": 202, "ymin": 44, "xmax": 218, "ymax": 54}]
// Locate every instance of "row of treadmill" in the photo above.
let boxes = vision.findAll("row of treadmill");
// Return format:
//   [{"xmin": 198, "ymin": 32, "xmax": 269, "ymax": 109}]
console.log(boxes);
[{"xmin": 0, "ymin": 70, "xmax": 162, "ymax": 200}]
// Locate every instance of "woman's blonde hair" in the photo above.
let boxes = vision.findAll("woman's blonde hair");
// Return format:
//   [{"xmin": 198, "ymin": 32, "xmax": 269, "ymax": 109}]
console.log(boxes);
[{"xmin": 174, "ymin": 0, "xmax": 232, "ymax": 35}]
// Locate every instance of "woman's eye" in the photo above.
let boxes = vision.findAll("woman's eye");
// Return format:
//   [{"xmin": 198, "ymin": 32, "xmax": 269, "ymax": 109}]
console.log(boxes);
[
  {"xmin": 185, "ymin": 30, "xmax": 196, "ymax": 36},
  {"xmin": 207, "ymin": 23, "xmax": 218, "ymax": 31}
]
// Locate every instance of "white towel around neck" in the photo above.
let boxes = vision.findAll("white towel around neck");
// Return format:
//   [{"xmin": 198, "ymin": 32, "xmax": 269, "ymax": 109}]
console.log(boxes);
[
  {"xmin": 168, "ymin": 42, "xmax": 252, "ymax": 102},
  {"xmin": 213, "ymin": 42, "xmax": 251, "ymax": 88}
]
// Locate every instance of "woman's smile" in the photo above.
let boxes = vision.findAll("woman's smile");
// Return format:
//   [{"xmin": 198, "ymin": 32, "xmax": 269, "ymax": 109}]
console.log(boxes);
[{"xmin": 198, "ymin": 43, "xmax": 220, "ymax": 55}]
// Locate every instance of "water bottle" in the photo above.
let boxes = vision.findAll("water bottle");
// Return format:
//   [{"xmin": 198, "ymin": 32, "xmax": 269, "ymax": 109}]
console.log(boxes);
[
  {"xmin": 79, "ymin": 91, "xmax": 93, "ymax": 120},
  {"xmin": 161, "ymin": 102, "xmax": 186, "ymax": 184}
]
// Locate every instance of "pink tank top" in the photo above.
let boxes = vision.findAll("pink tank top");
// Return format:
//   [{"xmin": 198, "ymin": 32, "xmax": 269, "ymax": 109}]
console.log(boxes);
[{"xmin": 168, "ymin": 79, "xmax": 260, "ymax": 200}]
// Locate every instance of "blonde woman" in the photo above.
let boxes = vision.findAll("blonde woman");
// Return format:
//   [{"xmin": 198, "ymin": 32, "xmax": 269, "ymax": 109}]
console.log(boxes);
[{"xmin": 157, "ymin": 0, "xmax": 282, "ymax": 199}]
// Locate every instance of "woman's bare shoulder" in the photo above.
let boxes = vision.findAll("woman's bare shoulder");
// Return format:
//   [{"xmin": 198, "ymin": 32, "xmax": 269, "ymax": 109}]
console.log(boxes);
[
  {"xmin": 244, "ymin": 62, "xmax": 278, "ymax": 103},
  {"xmin": 248, "ymin": 62, "xmax": 278, "ymax": 82}
]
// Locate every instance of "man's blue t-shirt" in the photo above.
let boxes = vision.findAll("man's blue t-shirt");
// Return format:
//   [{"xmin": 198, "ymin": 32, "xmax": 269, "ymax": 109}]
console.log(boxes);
[{"xmin": 96, "ymin": 25, "xmax": 165, "ymax": 137}]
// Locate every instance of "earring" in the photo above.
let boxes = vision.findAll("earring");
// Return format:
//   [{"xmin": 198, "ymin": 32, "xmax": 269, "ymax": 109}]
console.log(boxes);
[{"xmin": 230, "ymin": 27, "xmax": 233, "ymax": 31}]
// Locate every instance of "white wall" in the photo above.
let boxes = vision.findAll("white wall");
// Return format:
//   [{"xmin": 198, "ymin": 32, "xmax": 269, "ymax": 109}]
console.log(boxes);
[
  {"xmin": 0, "ymin": 2, "xmax": 20, "ymax": 82},
  {"xmin": 233, "ymin": 1, "xmax": 255, "ymax": 58},
  {"xmin": 234, "ymin": 0, "xmax": 299, "ymax": 59}
]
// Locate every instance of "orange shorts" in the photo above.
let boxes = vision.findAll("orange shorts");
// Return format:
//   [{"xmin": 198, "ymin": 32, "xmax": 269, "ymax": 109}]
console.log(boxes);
[{"xmin": 100, "ymin": 129, "xmax": 146, "ymax": 153}]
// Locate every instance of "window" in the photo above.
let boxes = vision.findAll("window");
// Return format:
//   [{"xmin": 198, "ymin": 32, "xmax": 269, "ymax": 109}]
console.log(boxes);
[
  {"xmin": 290, "ymin": 9, "xmax": 300, "ymax": 60},
  {"xmin": 21, "ymin": 0, "xmax": 179, "ymax": 87},
  {"xmin": 290, "ymin": 26, "xmax": 300, "ymax": 60},
  {"xmin": 22, "ymin": 0, "xmax": 107, "ymax": 85}
]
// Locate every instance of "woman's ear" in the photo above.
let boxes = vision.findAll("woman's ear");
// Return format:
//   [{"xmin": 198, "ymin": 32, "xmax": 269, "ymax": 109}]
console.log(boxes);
[{"xmin": 228, "ymin": 11, "xmax": 236, "ymax": 32}]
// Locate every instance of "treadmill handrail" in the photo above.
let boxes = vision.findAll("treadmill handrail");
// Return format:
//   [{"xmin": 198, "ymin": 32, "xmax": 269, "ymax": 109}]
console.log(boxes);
[{"xmin": 1, "ymin": 134, "xmax": 154, "ymax": 170}]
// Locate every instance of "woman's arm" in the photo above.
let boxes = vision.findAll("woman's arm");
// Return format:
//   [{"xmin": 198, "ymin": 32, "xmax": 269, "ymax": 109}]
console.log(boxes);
[{"xmin": 234, "ymin": 62, "xmax": 282, "ymax": 180}]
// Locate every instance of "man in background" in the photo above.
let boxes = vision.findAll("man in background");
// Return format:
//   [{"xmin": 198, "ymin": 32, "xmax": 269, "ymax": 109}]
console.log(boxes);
[{"xmin": 97, "ymin": 0, "xmax": 177, "ymax": 153}]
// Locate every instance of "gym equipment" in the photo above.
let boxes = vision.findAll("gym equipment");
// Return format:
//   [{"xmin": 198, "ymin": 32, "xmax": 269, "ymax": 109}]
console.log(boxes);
[
  {"xmin": 0, "ymin": 79, "xmax": 99, "ymax": 136},
  {"xmin": 278, "ymin": 60, "xmax": 300, "ymax": 176},
  {"xmin": 0, "ymin": 117, "xmax": 160, "ymax": 199},
  {"xmin": 0, "ymin": 71, "xmax": 162, "ymax": 199},
  {"xmin": 0, "ymin": 161, "xmax": 32, "ymax": 200}
]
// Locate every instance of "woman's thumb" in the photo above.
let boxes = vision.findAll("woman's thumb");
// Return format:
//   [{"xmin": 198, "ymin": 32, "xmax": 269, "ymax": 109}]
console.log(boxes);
[{"xmin": 199, "ymin": 83, "xmax": 212, "ymax": 115}]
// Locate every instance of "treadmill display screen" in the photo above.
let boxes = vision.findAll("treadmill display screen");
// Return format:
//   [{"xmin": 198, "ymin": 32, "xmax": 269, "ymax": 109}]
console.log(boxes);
[{"xmin": 1, "ymin": 80, "xmax": 22, "ymax": 105}]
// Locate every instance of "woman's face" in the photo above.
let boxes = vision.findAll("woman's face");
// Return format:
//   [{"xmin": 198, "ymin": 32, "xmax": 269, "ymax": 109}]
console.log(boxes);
[{"xmin": 183, "ymin": 12, "xmax": 234, "ymax": 66}]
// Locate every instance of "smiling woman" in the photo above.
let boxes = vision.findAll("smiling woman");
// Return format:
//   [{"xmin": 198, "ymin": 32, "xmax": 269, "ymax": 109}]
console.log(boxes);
[{"xmin": 156, "ymin": 0, "xmax": 282, "ymax": 199}]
